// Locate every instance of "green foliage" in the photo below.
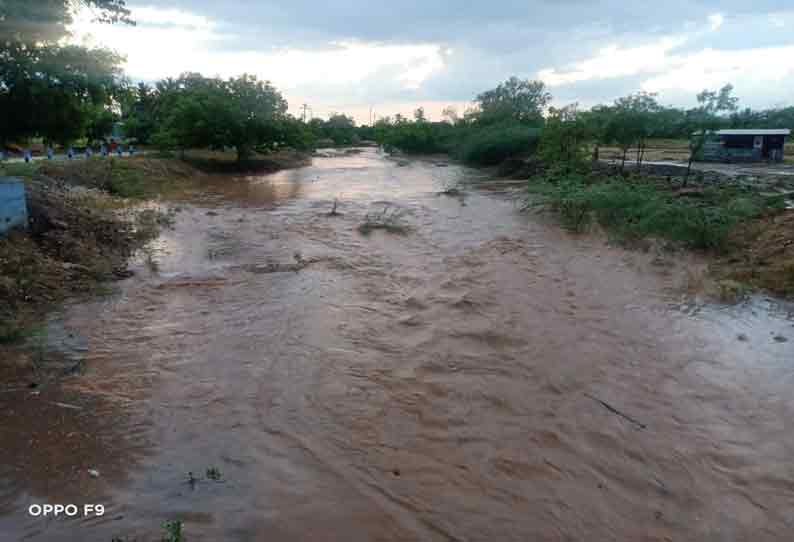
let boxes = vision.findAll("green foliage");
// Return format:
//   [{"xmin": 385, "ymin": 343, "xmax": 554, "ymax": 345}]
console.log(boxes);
[
  {"xmin": 383, "ymin": 120, "xmax": 449, "ymax": 154},
  {"xmin": 538, "ymin": 104, "xmax": 591, "ymax": 167},
  {"xmin": 373, "ymin": 76, "xmax": 547, "ymax": 163},
  {"xmin": 0, "ymin": 162, "xmax": 39, "ymax": 178},
  {"xmin": 455, "ymin": 122, "xmax": 540, "ymax": 165},
  {"xmin": 309, "ymin": 114, "xmax": 356, "ymax": 145},
  {"xmin": 474, "ymin": 76, "xmax": 551, "ymax": 125},
  {"xmin": 151, "ymin": 73, "xmax": 289, "ymax": 161},
  {"xmin": 0, "ymin": 44, "xmax": 126, "ymax": 145},
  {"xmin": 123, "ymin": 83, "xmax": 158, "ymax": 144},
  {"xmin": 0, "ymin": 0, "xmax": 130, "ymax": 146},
  {"xmin": 206, "ymin": 467, "xmax": 222, "ymax": 481},
  {"xmin": 729, "ymin": 105, "xmax": 794, "ymax": 129},
  {"xmin": 526, "ymin": 174, "xmax": 775, "ymax": 250},
  {"xmin": 161, "ymin": 520, "xmax": 184, "ymax": 542},
  {"xmin": 697, "ymin": 84, "xmax": 739, "ymax": 116}
]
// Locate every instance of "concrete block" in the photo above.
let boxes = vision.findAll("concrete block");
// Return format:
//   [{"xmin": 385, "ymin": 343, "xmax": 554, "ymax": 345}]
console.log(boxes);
[{"xmin": 0, "ymin": 177, "xmax": 28, "ymax": 235}]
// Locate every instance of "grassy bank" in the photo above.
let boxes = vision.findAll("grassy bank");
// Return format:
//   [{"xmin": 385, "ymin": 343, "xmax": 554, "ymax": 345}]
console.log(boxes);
[
  {"xmin": 36, "ymin": 157, "xmax": 198, "ymax": 199},
  {"xmin": 0, "ymin": 178, "xmax": 172, "ymax": 343},
  {"xmin": 0, "ymin": 158, "xmax": 196, "ymax": 344},
  {"xmin": 526, "ymin": 170, "xmax": 784, "ymax": 250},
  {"xmin": 523, "ymin": 166, "xmax": 793, "ymax": 296},
  {"xmin": 1, "ymin": 150, "xmax": 312, "ymax": 344}
]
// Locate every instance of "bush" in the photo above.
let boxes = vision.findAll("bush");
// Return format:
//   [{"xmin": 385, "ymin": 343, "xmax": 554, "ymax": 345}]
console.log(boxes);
[
  {"xmin": 526, "ymin": 174, "xmax": 776, "ymax": 250},
  {"xmin": 382, "ymin": 122, "xmax": 452, "ymax": 154},
  {"xmin": 455, "ymin": 123, "xmax": 540, "ymax": 165}
]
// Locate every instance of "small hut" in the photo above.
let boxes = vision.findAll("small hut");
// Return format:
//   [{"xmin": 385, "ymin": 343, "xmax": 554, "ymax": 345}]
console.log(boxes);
[{"xmin": 698, "ymin": 129, "xmax": 790, "ymax": 162}]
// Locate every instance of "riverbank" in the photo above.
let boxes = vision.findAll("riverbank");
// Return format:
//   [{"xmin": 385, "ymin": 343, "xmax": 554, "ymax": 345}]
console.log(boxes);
[
  {"xmin": 515, "ymin": 160, "xmax": 794, "ymax": 298},
  {"xmin": 0, "ymin": 175, "xmax": 171, "ymax": 345},
  {"xmin": 0, "ymin": 151, "xmax": 311, "ymax": 346}
]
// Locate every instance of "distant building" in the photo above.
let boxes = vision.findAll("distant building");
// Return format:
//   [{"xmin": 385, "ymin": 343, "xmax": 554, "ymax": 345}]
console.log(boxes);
[{"xmin": 697, "ymin": 129, "xmax": 790, "ymax": 162}]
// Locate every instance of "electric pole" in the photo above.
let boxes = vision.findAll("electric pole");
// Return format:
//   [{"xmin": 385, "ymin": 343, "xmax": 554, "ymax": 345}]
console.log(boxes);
[{"xmin": 301, "ymin": 103, "xmax": 310, "ymax": 122}]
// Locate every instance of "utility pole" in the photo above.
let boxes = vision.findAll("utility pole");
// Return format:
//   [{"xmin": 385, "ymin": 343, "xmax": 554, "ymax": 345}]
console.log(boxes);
[{"xmin": 301, "ymin": 103, "xmax": 310, "ymax": 122}]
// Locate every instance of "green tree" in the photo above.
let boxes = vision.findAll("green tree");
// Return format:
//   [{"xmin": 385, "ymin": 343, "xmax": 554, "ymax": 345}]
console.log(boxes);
[
  {"xmin": 475, "ymin": 76, "xmax": 551, "ymax": 125},
  {"xmin": 0, "ymin": 44, "xmax": 125, "ymax": 145},
  {"xmin": 0, "ymin": 0, "xmax": 131, "ymax": 145},
  {"xmin": 153, "ymin": 73, "xmax": 289, "ymax": 161},
  {"xmin": 615, "ymin": 91, "xmax": 662, "ymax": 170},
  {"xmin": 601, "ymin": 92, "xmax": 661, "ymax": 172},
  {"xmin": 539, "ymin": 104, "xmax": 590, "ymax": 170},
  {"xmin": 696, "ymin": 84, "xmax": 739, "ymax": 116},
  {"xmin": 324, "ymin": 114, "xmax": 356, "ymax": 145},
  {"xmin": 124, "ymin": 82, "xmax": 159, "ymax": 143},
  {"xmin": 225, "ymin": 74, "xmax": 288, "ymax": 159},
  {"xmin": 578, "ymin": 105, "xmax": 613, "ymax": 161},
  {"xmin": 684, "ymin": 84, "xmax": 740, "ymax": 183}
]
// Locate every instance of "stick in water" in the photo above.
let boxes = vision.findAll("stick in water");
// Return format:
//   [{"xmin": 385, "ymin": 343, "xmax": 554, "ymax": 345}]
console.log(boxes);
[{"xmin": 585, "ymin": 393, "xmax": 647, "ymax": 430}]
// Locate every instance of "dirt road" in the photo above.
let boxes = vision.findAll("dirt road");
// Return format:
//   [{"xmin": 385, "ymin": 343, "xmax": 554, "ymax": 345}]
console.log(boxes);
[{"xmin": 1, "ymin": 149, "xmax": 793, "ymax": 541}]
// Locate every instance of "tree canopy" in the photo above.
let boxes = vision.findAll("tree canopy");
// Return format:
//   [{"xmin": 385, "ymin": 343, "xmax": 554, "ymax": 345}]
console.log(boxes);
[
  {"xmin": 148, "ymin": 73, "xmax": 290, "ymax": 160},
  {"xmin": 0, "ymin": 0, "xmax": 131, "ymax": 145},
  {"xmin": 475, "ymin": 76, "xmax": 552, "ymax": 125}
]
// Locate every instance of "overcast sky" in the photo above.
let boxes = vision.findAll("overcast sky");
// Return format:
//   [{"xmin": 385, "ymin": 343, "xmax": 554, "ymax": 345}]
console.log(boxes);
[{"xmin": 71, "ymin": 1, "xmax": 794, "ymax": 123}]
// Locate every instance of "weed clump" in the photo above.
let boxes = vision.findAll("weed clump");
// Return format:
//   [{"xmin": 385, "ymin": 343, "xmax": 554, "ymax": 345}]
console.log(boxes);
[{"xmin": 162, "ymin": 520, "xmax": 184, "ymax": 542}]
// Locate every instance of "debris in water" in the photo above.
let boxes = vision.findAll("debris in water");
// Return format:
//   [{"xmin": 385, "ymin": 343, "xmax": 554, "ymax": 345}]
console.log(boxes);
[
  {"xmin": 737, "ymin": 333, "xmax": 749, "ymax": 342},
  {"xmin": 585, "ymin": 393, "xmax": 647, "ymax": 430},
  {"xmin": 87, "ymin": 469, "xmax": 100, "ymax": 478},
  {"xmin": 49, "ymin": 401, "xmax": 83, "ymax": 410},
  {"xmin": 773, "ymin": 335, "xmax": 789, "ymax": 343}
]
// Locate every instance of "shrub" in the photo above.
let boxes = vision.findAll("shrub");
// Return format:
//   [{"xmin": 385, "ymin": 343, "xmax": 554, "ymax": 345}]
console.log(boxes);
[
  {"xmin": 455, "ymin": 123, "xmax": 540, "ymax": 165},
  {"xmin": 526, "ymin": 173, "xmax": 775, "ymax": 250}
]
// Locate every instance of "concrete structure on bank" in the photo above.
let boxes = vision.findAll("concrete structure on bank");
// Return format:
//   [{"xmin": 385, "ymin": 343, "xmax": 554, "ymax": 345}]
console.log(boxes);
[{"xmin": 0, "ymin": 177, "xmax": 28, "ymax": 235}]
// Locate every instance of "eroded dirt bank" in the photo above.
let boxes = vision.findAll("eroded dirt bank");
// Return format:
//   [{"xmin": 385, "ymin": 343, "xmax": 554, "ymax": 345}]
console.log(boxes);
[{"xmin": 1, "ymin": 149, "xmax": 793, "ymax": 541}]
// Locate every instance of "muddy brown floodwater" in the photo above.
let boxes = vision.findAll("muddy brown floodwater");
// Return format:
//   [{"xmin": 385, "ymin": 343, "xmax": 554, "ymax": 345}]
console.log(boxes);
[{"xmin": 2, "ymin": 148, "xmax": 794, "ymax": 541}]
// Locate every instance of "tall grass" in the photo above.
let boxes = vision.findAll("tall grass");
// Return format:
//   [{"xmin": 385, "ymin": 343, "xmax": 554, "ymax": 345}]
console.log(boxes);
[{"xmin": 526, "ymin": 173, "xmax": 783, "ymax": 250}]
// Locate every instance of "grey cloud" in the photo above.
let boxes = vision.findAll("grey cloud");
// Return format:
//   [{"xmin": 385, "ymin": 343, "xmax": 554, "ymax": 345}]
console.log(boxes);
[{"xmin": 124, "ymin": 0, "xmax": 794, "ymax": 114}]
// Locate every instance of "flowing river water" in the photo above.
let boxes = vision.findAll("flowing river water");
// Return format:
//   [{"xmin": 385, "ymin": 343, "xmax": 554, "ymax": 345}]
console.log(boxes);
[{"xmin": 1, "ymin": 148, "xmax": 794, "ymax": 541}]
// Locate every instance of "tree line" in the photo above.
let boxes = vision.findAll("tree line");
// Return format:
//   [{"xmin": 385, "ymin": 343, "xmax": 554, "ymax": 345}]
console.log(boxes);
[
  {"xmin": 373, "ymin": 78, "xmax": 793, "ymax": 168},
  {"xmin": 2, "ymin": 1, "xmax": 792, "ymax": 167}
]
